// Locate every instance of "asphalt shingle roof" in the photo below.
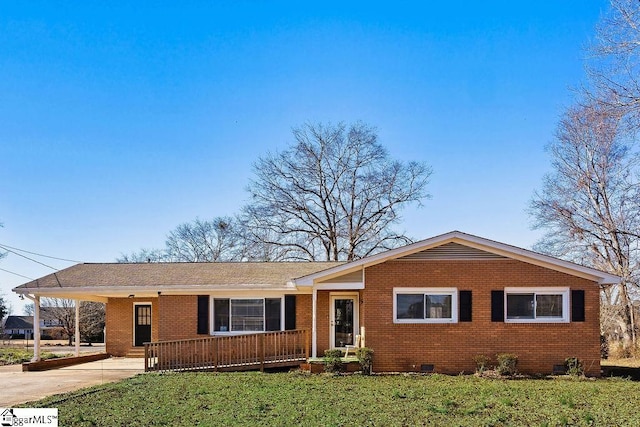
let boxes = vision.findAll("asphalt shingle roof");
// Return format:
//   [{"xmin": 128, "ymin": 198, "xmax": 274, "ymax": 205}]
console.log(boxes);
[
  {"xmin": 3, "ymin": 315, "xmax": 33, "ymax": 329},
  {"xmin": 14, "ymin": 262, "xmax": 344, "ymax": 290}
]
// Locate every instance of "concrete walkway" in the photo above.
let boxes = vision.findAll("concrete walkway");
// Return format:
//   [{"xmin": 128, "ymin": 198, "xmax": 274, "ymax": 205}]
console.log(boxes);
[{"xmin": 0, "ymin": 357, "xmax": 145, "ymax": 407}]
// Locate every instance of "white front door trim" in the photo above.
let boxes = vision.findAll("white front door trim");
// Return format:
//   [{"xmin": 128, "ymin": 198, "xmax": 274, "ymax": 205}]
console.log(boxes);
[{"xmin": 329, "ymin": 292, "xmax": 359, "ymax": 350}]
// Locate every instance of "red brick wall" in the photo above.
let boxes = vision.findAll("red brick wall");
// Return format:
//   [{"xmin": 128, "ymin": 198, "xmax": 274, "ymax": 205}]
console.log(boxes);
[
  {"xmin": 296, "ymin": 294, "xmax": 312, "ymax": 332},
  {"xmin": 105, "ymin": 297, "xmax": 159, "ymax": 356},
  {"xmin": 357, "ymin": 259, "xmax": 600, "ymax": 375},
  {"xmin": 158, "ymin": 295, "xmax": 202, "ymax": 341}
]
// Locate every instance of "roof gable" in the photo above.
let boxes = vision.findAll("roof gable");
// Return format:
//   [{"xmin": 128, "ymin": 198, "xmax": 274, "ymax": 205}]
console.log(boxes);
[
  {"xmin": 396, "ymin": 242, "xmax": 506, "ymax": 261},
  {"xmin": 294, "ymin": 231, "xmax": 621, "ymax": 285}
]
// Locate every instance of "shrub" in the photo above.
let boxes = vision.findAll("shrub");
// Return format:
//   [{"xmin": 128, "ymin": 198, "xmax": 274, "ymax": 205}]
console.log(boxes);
[
  {"xmin": 565, "ymin": 357, "xmax": 584, "ymax": 376},
  {"xmin": 473, "ymin": 355, "xmax": 490, "ymax": 374},
  {"xmin": 496, "ymin": 353, "xmax": 518, "ymax": 376},
  {"xmin": 356, "ymin": 347, "xmax": 374, "ymax": 375},
  {"xmin": 323, "ymin": 349, "xmax": 344, "ymax": 373}
]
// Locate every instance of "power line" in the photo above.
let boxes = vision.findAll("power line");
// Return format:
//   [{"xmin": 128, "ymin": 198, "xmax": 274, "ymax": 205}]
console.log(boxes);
[
  {"xmin": 0, "ymin": 245, "xmax": 58, "ymax": 270},
  {"xmin": 0, "ymin": 267, "xmax": 33, "ymax": 280},
  {"xmin": 0, "ymin": 243, "xmax": 82, "ymax": 263}
]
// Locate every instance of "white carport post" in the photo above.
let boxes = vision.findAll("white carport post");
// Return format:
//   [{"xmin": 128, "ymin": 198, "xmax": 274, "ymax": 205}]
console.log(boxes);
[
  {"xmin": 25, "ymin": 295, "xmax": 41, "ymax": 362},
  {"xmin": 311, "ymin": 287, "xmax": 317, "ymax": 358},
  {"xmin": 75, "ymin": 300, "xmax": 80, "ymax": 357}
]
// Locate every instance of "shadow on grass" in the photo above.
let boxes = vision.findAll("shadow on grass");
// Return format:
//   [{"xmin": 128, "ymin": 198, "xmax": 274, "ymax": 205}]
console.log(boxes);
[{"xmin": 601, "ymin": 366, "xmax": 640, "ymax": 380}]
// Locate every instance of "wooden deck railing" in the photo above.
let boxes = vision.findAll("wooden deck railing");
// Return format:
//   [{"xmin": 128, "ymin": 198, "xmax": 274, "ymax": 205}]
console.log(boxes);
[{"xmin": 144, "ymin": 329, "xmax": 309, "ymax": 372}]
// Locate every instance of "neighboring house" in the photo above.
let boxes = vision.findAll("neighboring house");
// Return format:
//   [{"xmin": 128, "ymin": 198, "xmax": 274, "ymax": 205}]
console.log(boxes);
[
  {"xmin": 3, "ymin": 316, "xmax": 34, "ymax": 338},
  {"xmin": 2, "ymin": 311, "xmax": 64, "ymax": 339},
  {"xmin": 39, "ymin": 307, "xmax": 65, "ymax": 328},
  {"xmin": 12, "ymin": 231, "xmax": 620, "ymax": 375}
]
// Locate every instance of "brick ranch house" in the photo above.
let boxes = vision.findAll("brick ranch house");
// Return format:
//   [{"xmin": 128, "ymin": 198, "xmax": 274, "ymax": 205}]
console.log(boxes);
[{"xmin": 13, "ymin": 231, "xmax": 619, "ymax": 376}]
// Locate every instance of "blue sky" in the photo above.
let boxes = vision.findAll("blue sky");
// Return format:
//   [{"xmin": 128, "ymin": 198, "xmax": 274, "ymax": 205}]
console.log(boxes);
[{"xmin": 0, "ymin": 1, "xmax": 608, "ymax": 314}]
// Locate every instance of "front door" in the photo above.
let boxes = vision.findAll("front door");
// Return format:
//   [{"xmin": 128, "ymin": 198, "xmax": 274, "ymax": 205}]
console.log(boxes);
[
  {"xmin": 330, "ymin": 295, "xmax": 358, "ymax": 348},
  {"xmin": 134, "ymin": 304, "xmax": 152, "ymax": 347}
]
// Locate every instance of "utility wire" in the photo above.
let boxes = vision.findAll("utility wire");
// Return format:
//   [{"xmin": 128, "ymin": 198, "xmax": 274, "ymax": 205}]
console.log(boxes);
[
  {"xmin": 0, "ymin": 245, "xmax": 58, "ymax": 270},
  {"xmin": 0, "ymin": 243, "xmax": 82, "ymax": 263},
  {"xmin": 0, "ymin": 266, "xmax": 34, "ymax": 280}
]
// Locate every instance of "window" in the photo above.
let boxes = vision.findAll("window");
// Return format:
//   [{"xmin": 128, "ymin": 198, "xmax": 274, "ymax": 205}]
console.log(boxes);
[
  {"xmin": 504, "ymin": 288, "xmax": 569, "ymax": 323},
  {"xmin": 213, "ymin": 298, "xmax": 282, "ymax": 332},
  {"xmin": 394, "ymin": 288, "xmax": 458, "ymax": 323}
]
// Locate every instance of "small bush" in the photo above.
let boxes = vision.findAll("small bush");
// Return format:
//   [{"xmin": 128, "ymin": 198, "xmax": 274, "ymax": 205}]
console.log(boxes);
[
  {"xmin": 356, "ymin": 347, "xmax": 374, "ymax": 375},
  {"xmin": 565, "ymin": 357, "xmax": 584, "ymax": 376},
  {"xmin": 473, "ymin": 355, "xmax": 490, "ymax": 374},
  {"xmin": 496, "ymin": 353, "xmax": 518, "ymax": 376},
  {"xmin": 323, "ymin": 349, "xmax": 344, "ymax": 373}
]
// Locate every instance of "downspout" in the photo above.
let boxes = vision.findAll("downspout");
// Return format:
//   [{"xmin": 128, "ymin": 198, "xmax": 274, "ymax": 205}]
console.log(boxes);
[{"xmin": 24, "ymin": 294, "xmax": 41, "ymax": 362}]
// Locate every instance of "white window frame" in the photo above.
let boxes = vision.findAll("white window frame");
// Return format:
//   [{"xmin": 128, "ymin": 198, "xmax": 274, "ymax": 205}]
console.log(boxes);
[
  {"xmin": 211, "ymin": 296, "xmax": 285, "ymax": 335},
  {"xmin": 504, "ymin": 287, "xmax": 570, "ymax": 323},
  {"xmin": 393, "ymin": 287, "xmax": 458, "ymax": 324}
]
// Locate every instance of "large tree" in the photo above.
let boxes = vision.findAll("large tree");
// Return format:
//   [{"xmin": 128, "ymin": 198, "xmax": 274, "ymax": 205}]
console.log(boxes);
[
  {"xmin": 79, "ymin": 302, "xmax": 105, "ymax": 343},
  {"xmin": 165, "ymin": 217, "xmax": 241, "ymax": 262},
  {"xmin": 589, "ymin": 0, "xmax": 640, "ymax": 124},
  {"xmin": 242, "ymin": 122, "xmax": 432, "ymax": 261},
  {"xmin": 530, "ymin": 100, "xmax": 640, "ymax": 347},
  {"xmin": 40, "ymin": 298, "xmax": 76, "ymax": 345},
  {"xmin": 118, "ymin": 217, "xmax": 242, "ymax": 262}
]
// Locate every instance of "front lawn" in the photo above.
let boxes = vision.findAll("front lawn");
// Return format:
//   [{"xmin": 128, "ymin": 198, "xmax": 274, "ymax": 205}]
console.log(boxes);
[{"xmin": 27, "ymin": 372, "xmax": 640, "ymax": 426}]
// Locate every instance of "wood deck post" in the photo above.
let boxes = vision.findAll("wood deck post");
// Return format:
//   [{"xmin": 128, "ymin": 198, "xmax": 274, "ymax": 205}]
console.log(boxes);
[
  {"xmin": 144, "ymin": 344, "xmax": 149, "ymax": 372},
  {"xmin": 259, "ymin": 333, "xmax": 265, "ymax": 372},
  {"xmin": 214, "ymin": 337, "xmax": 219, "ymax": 372},
  {"xmin": 304, "ymin": 329, "xmax": 310, "ymax": 359}
]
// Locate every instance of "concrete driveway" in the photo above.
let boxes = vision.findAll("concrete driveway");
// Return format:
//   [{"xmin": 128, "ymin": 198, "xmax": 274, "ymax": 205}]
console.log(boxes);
[{"xmin": 0, "ymin": 357, "xmax": 145, "ymax": 407}]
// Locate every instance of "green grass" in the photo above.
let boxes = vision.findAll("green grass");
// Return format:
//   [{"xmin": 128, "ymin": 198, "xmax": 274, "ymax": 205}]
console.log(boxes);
[
  {"xmin": 0, "ymin": 348, "xmax": 69, "ymax": 365},
  {"xmin": 25, "ymin": 372, "xmax": 640, "ymax": 426}
]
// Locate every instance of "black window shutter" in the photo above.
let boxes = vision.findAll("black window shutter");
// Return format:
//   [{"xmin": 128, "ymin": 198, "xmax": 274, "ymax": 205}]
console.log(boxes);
[
  {"xmin": 197, "ymin": 295, "xmax": 209, "ymax": 334},
  {"xmin": 571, "ymin": 290, "xmax": 585, "ymax": 322},
  {"xmin": 491, "ymin": 290, "xmax": 504, "ymax": 322},
  {"xmin": 265, "ymin": 298, "xmax": 282, "ymax": 331},
  {"xmin": 284, "ymin": 295, "xmax": 296, "ymax": 330},
  {"xmin": 459, "ymin": 291, "xmax": 472, "ymax": 322}
]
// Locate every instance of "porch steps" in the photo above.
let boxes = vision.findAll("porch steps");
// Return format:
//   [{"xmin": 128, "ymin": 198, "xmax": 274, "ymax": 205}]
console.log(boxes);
[{"xmin": 126, "ymin": 348, "xmax": 146, "ymax": 358}]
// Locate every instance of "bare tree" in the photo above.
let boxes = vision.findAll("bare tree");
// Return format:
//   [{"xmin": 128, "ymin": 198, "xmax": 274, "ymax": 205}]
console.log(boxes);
[
  {"xmin": 37, "ymin": 299, "xmax": 105, "ymax": 345},
  {"xmin": 530, "ymin": 99, "xmax": 640, "ymax": 348},
  {"xmin": 117, "ymin": 248, "xmax": 169, "ymax": 263},
  {"xmin": 79, "ymin": 302, "xmax": 105, "ymax": 343},
  {"xmin": 243, "ymin": 122, "xmax": 432, "ymax": 261},
  {"xmin": 118, "ymin": 217, "xmax": 243, "ymax": 263},
  {"xmin": 165, "ymin": 217, "xmax": 241, "ymax": 262},
  {"xmin": 24, "ymin": 303, "xmax": 34, "ymax": 316},
  {"xmin": 40, "ymin": 298, "xmax": 76, "ymax": 345},
  {"xmin": 589, "ymin": 0, "xmax": 640, "ymax": 124},
  {"xmin": 232, "ymin": 223, "xmax": 291, "ymax": 261}
]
